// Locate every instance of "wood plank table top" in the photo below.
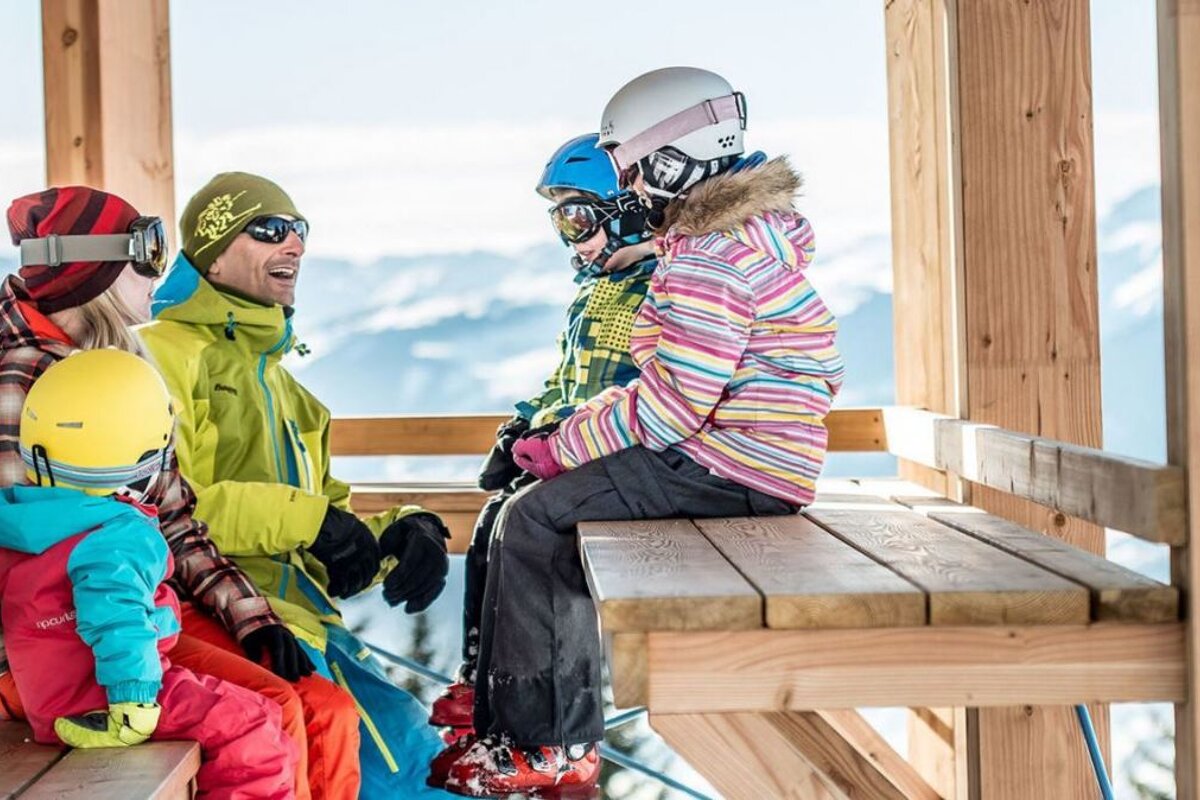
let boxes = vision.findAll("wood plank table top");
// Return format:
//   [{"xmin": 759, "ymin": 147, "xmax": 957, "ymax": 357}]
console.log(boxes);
[{"xmin": 579, "ymin": 479, "xmax": 1177, "ymax": 633}]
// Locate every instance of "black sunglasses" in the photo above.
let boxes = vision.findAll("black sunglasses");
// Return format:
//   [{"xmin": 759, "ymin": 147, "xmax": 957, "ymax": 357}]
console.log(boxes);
[{"xmin": 244, "ymin": 216, "xmax": 309, "ymax": 244}]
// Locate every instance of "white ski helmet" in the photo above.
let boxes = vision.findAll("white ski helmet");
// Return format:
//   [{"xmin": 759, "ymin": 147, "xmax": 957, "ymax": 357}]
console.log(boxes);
[{"xmin": 599, "ymin": 67, "xmax": 746, "ymax": 173}]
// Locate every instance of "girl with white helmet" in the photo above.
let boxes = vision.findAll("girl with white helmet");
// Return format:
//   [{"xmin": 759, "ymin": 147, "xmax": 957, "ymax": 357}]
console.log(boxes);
[{"xmin": 442, "ymin": 67, "xmax": 845, "ymax": 796}]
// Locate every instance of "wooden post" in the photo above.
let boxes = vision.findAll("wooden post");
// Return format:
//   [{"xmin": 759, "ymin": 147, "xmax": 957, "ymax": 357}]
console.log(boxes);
[
  {"xmin": 1158, "ymin": 2, "xmax": 1200, "ymax": 797},
  {"xmin": 884, "ymin": 1, "xmax": 966, "ymax": 793},
  {"xmin": 957, "ymin": 0, "xmax": 1106, "ymax": 796},
  {"xmin": 886, "ymin": 0, "xmax": 1107, "ymax": 796},
  {"xmin": 884, "ymin": 0, "xmax": 964, "ymax": 500},
  {"xmin": 41, "ymin": 0, "xmax": 175, "ymax": 243}
]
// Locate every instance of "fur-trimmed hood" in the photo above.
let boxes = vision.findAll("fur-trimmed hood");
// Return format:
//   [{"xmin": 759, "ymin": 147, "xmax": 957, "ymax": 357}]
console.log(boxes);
[{"xmin": 664, "ymin": 156, "xmax": 802, "ymax": 236}]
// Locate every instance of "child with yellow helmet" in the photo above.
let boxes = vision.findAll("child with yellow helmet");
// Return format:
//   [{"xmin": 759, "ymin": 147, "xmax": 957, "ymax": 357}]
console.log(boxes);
[{"xmin": 0, "ymin": 349, "xmax": 299, "ymax": 799}]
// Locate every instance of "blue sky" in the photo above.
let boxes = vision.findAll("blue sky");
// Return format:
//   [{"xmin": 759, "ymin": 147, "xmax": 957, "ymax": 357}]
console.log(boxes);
[{"xmin": 0, "ymin": 0, "xmax": 1161, "ymax": 260}]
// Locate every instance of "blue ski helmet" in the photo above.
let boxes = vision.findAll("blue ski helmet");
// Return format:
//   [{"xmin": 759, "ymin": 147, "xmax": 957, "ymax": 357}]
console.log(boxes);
[{"xmin": 535, "ymin": 134, "xmax": 620, "ymax": 200}]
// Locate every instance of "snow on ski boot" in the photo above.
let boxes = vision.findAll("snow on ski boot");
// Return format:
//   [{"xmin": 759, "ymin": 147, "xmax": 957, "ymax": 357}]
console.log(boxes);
[
  {"xmin": 427, "ymin": 732, "xmax": 478, "ymax": 790},
  {"xmin": 444, "ymin": 735, "xmax": 600, "ymax": 797}
]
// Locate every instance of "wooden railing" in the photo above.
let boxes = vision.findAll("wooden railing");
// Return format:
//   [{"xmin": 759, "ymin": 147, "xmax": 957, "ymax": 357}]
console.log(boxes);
[
  {"xmin": 332, "ymin": 408, "xmax": 885, "ymax": 551},
  {"xmin": 329, "ymin": 408, "xmax": 890, "ymax": 457},
  {"xmin": 331, "ymin": 406, "xmax": 1185, "ymax": 551}
]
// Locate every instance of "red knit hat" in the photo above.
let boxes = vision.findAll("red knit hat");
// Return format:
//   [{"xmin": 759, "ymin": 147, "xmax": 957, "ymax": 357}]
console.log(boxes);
[{"xmin": 6, "ymin": 186, "xmax": 141, "ymax": 313}]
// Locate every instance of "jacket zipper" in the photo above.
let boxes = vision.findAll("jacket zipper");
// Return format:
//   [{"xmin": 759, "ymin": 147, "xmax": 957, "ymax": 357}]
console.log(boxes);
[
  {"xmin": 288, "ymin": 419, "xmax": 314, "ymax": 492},
  {"xmin": 257, "ymin": 325, "xmax": 293, "ymax": 483}
]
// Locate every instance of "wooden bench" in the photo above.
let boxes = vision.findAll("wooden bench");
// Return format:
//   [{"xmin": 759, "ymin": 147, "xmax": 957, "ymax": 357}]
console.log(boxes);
[
  {"xmin": 579, "ymin": 410, "xmax": 1186, "ymax": 800},
  {"xmin": 0, "ymin": 721, "xmax": 198, "ymax": 799}
]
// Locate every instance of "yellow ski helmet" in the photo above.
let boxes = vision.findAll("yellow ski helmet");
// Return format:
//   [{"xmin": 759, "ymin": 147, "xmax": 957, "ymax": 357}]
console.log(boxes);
[{"xmin": 20, "ymin": 349, "xmax": 174, "ymax": 496}]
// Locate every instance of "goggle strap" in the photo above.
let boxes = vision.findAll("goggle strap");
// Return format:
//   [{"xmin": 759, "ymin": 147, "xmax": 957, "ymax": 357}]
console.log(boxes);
[
  {"xmin": 20, "ymin": 233, "xmax": 135, "ymax": 268},
  {"xmin": 610, "ymin": 92, "xmax": 744, "ymax": 171}
]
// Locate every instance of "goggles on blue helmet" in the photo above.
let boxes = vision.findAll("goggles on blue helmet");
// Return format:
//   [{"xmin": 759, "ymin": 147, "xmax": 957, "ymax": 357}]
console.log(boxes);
[{"xmin": 548, "ymin": 193, "xmax": 647, "ymax": 245}]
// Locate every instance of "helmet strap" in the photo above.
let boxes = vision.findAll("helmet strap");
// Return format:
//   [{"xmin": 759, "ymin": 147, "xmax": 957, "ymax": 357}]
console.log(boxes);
[
  {"xmin": 31, "ymin": 444, "xmax": 55, "ymax": 488},
  {"xmin": 638, "ymin": 149, "xmax": 738, "ymax": 203},
  {"xmin": 573, "ymin": 194, "xmax": 652, "ymax": 273}
]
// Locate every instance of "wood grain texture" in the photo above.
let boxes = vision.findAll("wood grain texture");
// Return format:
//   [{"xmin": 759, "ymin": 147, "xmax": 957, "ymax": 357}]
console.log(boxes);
[
  {"xmin": 816, "ymin": 709, "xmax": 942, "ymax": 800},
  {"xmin": 650, "ymin": 713, "xmax": 839, "ymax": 800},
  {"xmin": 806, "ymin": 508, "xmax": 1088, "ymax": 625},
  {"xmin": 881, "ymin": 406, "xmax": 1186, "ymax": 544},
  {"xmin": 0, "ymin": 723, "xmax": 63, "ymax": 800},
  {"xmin": 694, "ymin": 516, "xmax": 925, "ymax": 629},
  {"xmin": 578, "ymin": 519, "xmax": 761, "ymax": 631},
  {"xmin": 643, "ymin": 624, "xmax": 1185, "ymax": 713},
  {"xmin": 331, "ymin": 415, "xmax": 509, "ymax": 456},
  {"xmin": 957, "ymin": 0, "xmax": 1109, "ymax": 753},
  {"xmin": 606, "ymin": 633, "xmax": 647, "ymax": 709},
  {"xmin": 329, "ymin": 408, "xmax": 888, "ymax": 457},
  {"xmin": 41, "ymin": 0, "xmax": 102, "ymax": 189},
  {"xmin": 42, "ymin": 0, "xmax": 175, "ymax": 247},
  {"xmin": 884, "ymin": 0, "xmax": 964, "ymax": 501},
  {"xmin": 907, "ymin": 707, "xmax": 965, "ymax": 800},
  {"xmin": 20, "ymin": 741, "xmax": 199, "ymax": 800},
  {"xmin": 919, "ymin": 505, "xmax": 1178, "ymax": 622},
  {"xmin": 1158, "ymin": 1, "xmax": 1200, "ymax": 796}
]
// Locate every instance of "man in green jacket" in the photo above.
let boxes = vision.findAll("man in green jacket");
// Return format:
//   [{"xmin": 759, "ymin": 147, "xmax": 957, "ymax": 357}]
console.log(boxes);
[{"xmin": 140, "ymin": 172, "xmax": 453, "ymax": 799}]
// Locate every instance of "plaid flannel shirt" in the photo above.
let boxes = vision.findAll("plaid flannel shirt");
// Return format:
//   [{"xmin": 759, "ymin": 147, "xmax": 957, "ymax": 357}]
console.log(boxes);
[{"xmin": 0, "ymin": 277, "xmax": 279, "ymax": 675}]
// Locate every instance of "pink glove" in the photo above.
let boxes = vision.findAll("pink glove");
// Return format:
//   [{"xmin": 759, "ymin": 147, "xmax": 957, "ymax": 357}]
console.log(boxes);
[{"xmin": 512, "ymin": 435, "xmax": 565, "ymax": 481}]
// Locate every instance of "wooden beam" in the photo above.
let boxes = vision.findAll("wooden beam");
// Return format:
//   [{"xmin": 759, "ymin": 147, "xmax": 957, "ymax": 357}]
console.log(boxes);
[
  {"xmin": 907, "ymin": 707, "xmax": 966, "ymax": 800},
  {"xmin": 884, "ymin": 0, "xmax": 964, "ymax": 500},
  {"xmin": 693, "ymin": 515, "xmax": 925, "ymax": 629},
  {"xmin": 882, "ymin": 406, "xmax": 1186, "ymax": 544},
  {"xmin": 41, "ymin": 0, "xmax": 175, "ymax": 242},
  {"xmin": 649, "ymin": 713, "xmax": 840, "ymax": 800},
  {"xmin": 331, "ymin": 414, "xmax": 509, "ymax": 457},
  {"xmin": 816, "ymin": 709, "xmax": 943, "ymax": 800},
  {"xmin": 642, "ymin": 624, "xmax": 1185, "ymax": 713},
  {"xmin": 577, "ymin": 519, "xmax": 761, "ymax": 632},
  {"xmin": 1158, "ymin": 1, "xmax": 1200, "ymax": 798},
  {"xmin": 329, "ymin": 408, "xmax": 888, "ymax": 457},
  {"xmin": 884, "ymin": 0, "xmax": 967, "ymax": 785},
  {"xmin": 954, "ymin": 2, "xmax": 1108, "ymax": 791},
  {"xmin": 606, "ymin": 632, "xmax": 647, "ymax": 709}
]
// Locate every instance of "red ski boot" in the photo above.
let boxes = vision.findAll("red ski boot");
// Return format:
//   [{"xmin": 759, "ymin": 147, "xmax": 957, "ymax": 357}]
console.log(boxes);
[
  {"xmin": 429, "ymin": 680, "xmax": 474, "ymax": 729},
  {"xmin": 427, "ymin": 732, "xmax": 478, "ymax": 789},
  {"xmin": 444, "ymin": 735, "xmax": 600, "ymax": 797}
]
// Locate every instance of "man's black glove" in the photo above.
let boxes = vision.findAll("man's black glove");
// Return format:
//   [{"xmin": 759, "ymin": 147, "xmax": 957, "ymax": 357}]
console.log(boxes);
[
  {"xmin": 478, "ymin": 416, "xmax": 531, "ymax": 491},
  {"xmin": 308, "ymin": 505, "xmax": 382, "ymax": 599},
  {"xmin": 379, "ymin": 513, "xmax": 450, "ymax": 613},
  {"xmin": 242, "ymin": 624, "xmax": 315, "ymax": 683}
]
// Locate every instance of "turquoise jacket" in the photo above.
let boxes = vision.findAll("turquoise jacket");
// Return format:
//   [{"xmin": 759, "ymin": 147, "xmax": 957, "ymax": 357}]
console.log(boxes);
[{"xmin": 0, "ymin": 486, "xmax": 179, "ymax": 705}]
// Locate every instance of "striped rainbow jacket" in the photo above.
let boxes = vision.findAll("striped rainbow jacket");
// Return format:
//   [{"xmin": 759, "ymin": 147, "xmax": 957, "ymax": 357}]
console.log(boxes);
[{"xmin": 552, "ymin": 157, "xmax": 844, "ymax": 505}]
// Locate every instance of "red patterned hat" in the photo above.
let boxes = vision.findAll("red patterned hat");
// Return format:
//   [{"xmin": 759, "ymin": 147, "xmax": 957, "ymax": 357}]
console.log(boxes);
[{"xmin": 6, "ymin": 186, "xmax": 141, "ymax": 312}]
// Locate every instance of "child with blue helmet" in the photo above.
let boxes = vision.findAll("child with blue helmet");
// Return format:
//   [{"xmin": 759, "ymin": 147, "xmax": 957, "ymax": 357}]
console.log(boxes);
[{"xmin": 426, "ymin": 134, "xmax": 656, "ymax": 790}]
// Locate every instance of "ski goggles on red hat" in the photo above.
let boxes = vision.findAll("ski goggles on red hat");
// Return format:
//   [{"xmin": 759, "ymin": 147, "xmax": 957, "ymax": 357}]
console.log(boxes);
[
  {"xmin": 18, "ymin": 216, "xmax": 169, "ymax": 278},
  {"xmin": 244, "ymin": 215, "xmax": 309, "ymax": 245}
]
